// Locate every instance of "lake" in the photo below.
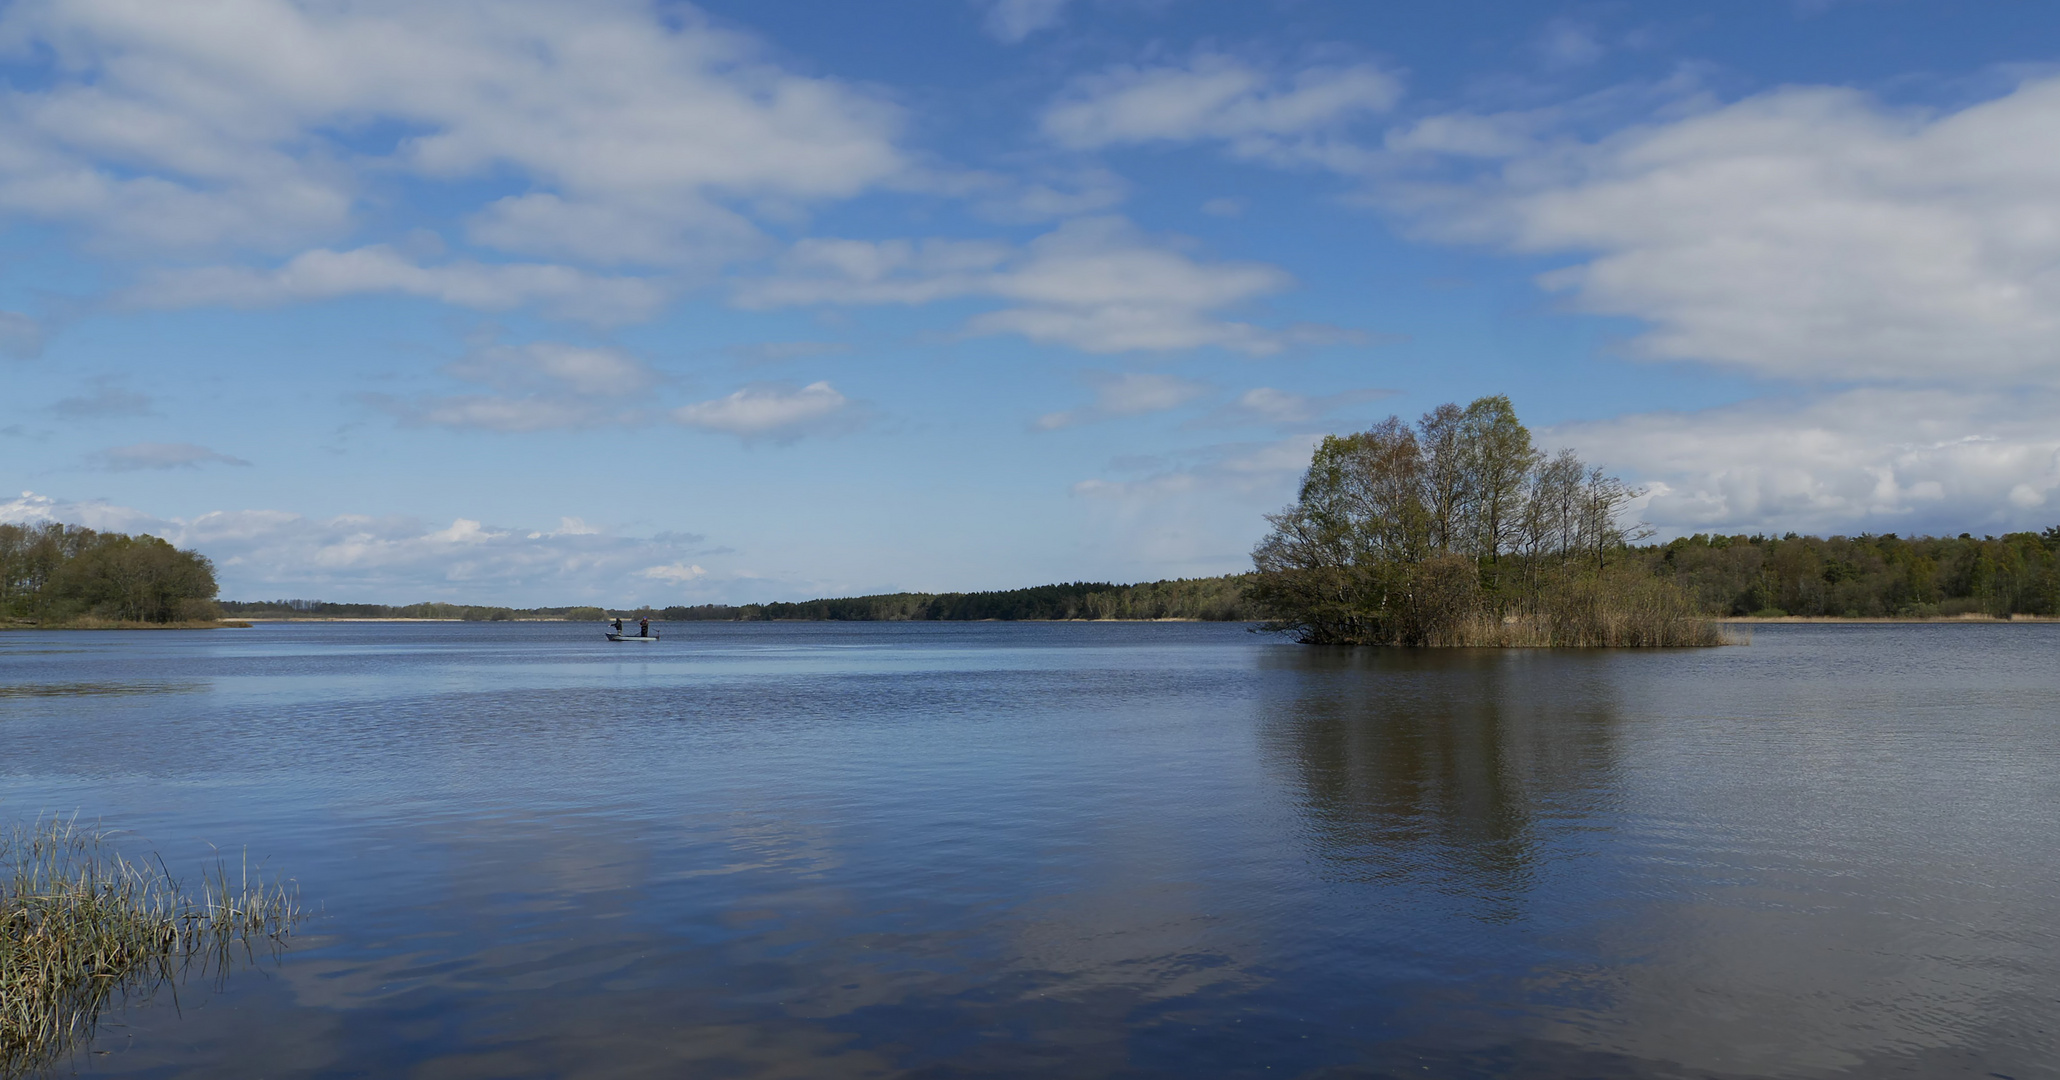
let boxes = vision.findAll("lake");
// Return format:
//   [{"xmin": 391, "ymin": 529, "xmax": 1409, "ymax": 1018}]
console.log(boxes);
[{"xmin": 2, "ymin": 621, "xmax": 2055, "ymax": 1078}]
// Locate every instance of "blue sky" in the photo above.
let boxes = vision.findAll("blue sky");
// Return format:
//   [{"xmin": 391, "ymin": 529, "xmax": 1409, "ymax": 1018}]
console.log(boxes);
[{"xmin": 4, "ymin": 0, "xmax": 2059, "ymax": 605}]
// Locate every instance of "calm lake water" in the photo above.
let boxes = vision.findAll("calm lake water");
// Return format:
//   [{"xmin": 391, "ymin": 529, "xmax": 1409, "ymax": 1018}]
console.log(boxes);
[{"xmin": 2, "ymin": 621, "xmax": 2056, "ymax": 1078}]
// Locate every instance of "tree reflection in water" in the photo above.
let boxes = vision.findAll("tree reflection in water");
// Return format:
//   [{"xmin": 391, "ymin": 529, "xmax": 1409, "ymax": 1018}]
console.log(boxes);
[{"xmin": 1258, "ymin": 646, "xmax": 1625, "ymax": 922}]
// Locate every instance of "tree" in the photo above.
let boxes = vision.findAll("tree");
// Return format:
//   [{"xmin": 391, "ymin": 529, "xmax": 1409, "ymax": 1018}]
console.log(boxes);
[
  {"xmin": 0, "ymin": 523, "xmax": 219, "ymax": 623},
  {"xmin": 1458, "ymin": 395, "xmax": 1539, "ymax": 562},
  {"xmin": 1248, "ymin": 396, "xmax": 1674, "ymax": 645}
]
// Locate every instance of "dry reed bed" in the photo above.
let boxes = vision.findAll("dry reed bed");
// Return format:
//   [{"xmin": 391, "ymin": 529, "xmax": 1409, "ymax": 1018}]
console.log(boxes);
[
  {"xmin": 1425, "ymin": 611, "xmax": 1731, "ymax": 647},
  {"xmin": 2, "ymin": 818, "xmax": 300, "ymax": 1076},
  {"xmin": 1430, "ymin": 576, "xmax": 1732, "ymax": 647}
]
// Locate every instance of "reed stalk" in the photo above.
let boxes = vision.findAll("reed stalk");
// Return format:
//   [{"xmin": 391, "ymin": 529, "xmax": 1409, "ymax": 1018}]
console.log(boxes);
[{"xmin": 1, "ymin": 817, "xmax": 301, "ymax": 1076}]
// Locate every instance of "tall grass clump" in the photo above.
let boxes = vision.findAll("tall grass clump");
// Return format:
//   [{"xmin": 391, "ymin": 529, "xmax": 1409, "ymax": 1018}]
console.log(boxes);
[
  {"xmin": 1423, "ymin": 569, "xmax": 1729, "ymax": 647},
  {"xmin": 1, "ymin": 817, "xmax": 301, "ymax": 1075}
]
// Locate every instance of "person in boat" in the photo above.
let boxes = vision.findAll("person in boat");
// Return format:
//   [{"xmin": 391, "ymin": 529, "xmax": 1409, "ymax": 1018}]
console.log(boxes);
[
  {"xmin": 639, "ymin": 616, "xmax": 649, "ymax": 637},
  {"xmin": 611, "ymin": 616, "xmax": 623, "ymax": 634}
]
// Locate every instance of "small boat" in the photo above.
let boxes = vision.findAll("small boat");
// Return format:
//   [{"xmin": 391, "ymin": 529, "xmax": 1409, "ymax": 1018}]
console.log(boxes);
[{"xmin": 605, "ymin": 631, "xmax": 660, "ymax": 642}]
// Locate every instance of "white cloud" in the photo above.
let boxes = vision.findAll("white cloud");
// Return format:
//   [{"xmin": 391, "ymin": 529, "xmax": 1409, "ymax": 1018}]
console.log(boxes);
[
  {"xmin": 0, "ymin": 311, "xmax": 44, "ymax": 358},
  {"xmin": 372, "ymin": 339, "xmax": 660, "ymax": 432},
  {"xmin": 426, "ymin": 518, "xmax": 502, "ymax": 544},
  {"xmin": 730, "ymin": 340, "xmax": 849, "ymax": 365},
  {"xmin": 968, "ymin": 167, "xmax": 1130, "ymax": 223},
  {"xmin": 0, "ymin": 491, "xmax": 724, "ymax": 604},
  {"xmin": 1086, "ymin": 372, "xmax": 1211, "ymax": 415},
  {"xmin": 1535, "ymin": 19, "xmax": 1605, "ymax": 70},
  {"xmin": 980, "ymin": 0, "xmax": 1073, "ymax": 43},
  {"xmin": 737, "ymin": 216, "xmax": 1324, "ymax": 355},
  {"xmin": 445, "ymin": 342, "xmax": 656, "ymax": 396},
  {"xmin": 672, "ymin": 381, "xmax": 849, "ymax": 438},
  {"xmin": 379, "ymin": 394, "xmax": 618, "ymax": 434},
  {"xmin": 639, "ymin": 562, "xmax": 707, "ymax": 584},
  {"xmin": 0, "ymin": 0, "xmax": 909, "ymax": 264},
  {"xmin": 530, "ymin": 517, "xmax": 601, "ymax": 538},
  {"xmin": 1, "ymin": 490, "xmax": 167, "ymax": 535},
  {"xmin": 1393, "ymin": 75, "xmax": 2060, "ymax": 384},
  {"xmin": 124, "ymin": 246, "xmax": 671, "ymax": 324},
  {"xmin": 1073, "ymin": 434, "xmax": 1321, "ymax": 502},
  {"xmin": 89, "ymin": 442, "xmax": 251, "ymax": 471},
  {"xmin": 1382, "ymin": 111, "xmax": 1544, "ymax": 159},
  {"xmin": 1549, "ymin": 388, "xmax": 2060, "ymax": 537},
  {"xmin": 465, "ymin": 192, "xmax": 766, "ymax": 269},
  {"xmin": 735, "ymin": 237, "xmax": 1013, "ymax": 307},
  {"xmin": 1036, "ymin": 371, "xmax": 1212, "ymax": 430},
  {"xmin": 1224, "ymin": 387, "xmax": 1314, "ymax": 425},
  {"xmin": 51, "ymin": 378, "xmax": 153, "ymax": 418},
  {"xmin": 1067, "ymin": 435, "xmax": 1325, "ymax": 576},
  {"xmin": 1041, "ymin": 54, "xmax": 1399, "ymax": 164},
  {"xmin": 1212, "ymin": 385, "xmax": 1393, "ymax": 427}
]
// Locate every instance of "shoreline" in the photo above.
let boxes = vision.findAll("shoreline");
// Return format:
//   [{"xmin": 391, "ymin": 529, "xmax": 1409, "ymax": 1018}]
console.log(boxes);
[
  {"xmin": 1, "ymin": 620, "xmax": 254, "ymax": 631},
  {"xmin": 1717, "ymin": 614, "xmax": 2055, "ymax": 624},
  {"xmin": 228, "ymin": 616, "xmax": 1220, "ymax": 624},
  {"xmin": 10, "ymin": 615, "xmax": 2047, "ymax": 630}
]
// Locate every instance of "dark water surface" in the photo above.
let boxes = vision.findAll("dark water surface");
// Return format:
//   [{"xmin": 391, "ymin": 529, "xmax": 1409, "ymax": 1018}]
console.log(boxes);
[{"xmin": 2, "ymin": 622, "xmax": 2055, "ymax": 1078}]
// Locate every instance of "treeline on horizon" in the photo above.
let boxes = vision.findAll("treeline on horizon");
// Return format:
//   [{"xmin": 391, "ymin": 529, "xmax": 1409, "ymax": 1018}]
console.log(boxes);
[
  {"xmin": 657, "ymin": 576, "xmax": 1254, "ymax": 622},
  {"xmin": 1, "ymin": 521, "xmax": 221, "ymax": 625},
  {"xmin": 11, "ymin": 520, "xmax": 2058, "ymax": 630},
  {"xmin": 1638, "ymin": 528, "xmax": 2060, "ymax": 618},
  {"xmin": 667, "ymin": 529, "xmax": 2060, "ymax": 625},
  {"xmin": 218, "ymin": 599, "xmax": 609, "ymax": 622}
]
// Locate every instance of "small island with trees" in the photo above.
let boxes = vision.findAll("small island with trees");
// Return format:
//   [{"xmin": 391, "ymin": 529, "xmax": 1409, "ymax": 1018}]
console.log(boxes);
[
  {"xmin": 1246, "ymin": 395, "xmax": 1712, "ymax": 645},
  {"xmin": 0, "ymin": 522, "xmax": 232, "ymax": 629}
]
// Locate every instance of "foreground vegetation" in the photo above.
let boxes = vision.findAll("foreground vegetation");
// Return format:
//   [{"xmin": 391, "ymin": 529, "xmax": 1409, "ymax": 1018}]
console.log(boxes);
[
  {"xmin": 1, "ymin": 818, "xmax": 301, "ymax": 1075},
  {"xmin": 0, "ymin": 523, "xmax": 221, "ymax": 626}
]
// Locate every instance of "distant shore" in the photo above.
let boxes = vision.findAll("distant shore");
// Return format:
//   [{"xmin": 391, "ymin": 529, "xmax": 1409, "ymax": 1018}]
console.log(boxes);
[
  {"xmin": 232, "ymin": 616, "xmax": 1220, "ymax": 624},
  {"xmin": 1, "ymin": 619, "xmax": 254, "ymax": 630},
  {"xmin": 189, "ymin": 614, "xmax": 2060, "ymax": 626},
  {"xmin": 10, "ymin": 614, "xmax": 2048, "ymax": 631},
  {"xmin": 237, "ymin": 616, "xmax": 482, "ymax": 623},
  {"xmin": 1718, "ymin": 614, "xmax": 2055, "ymax": 624}
]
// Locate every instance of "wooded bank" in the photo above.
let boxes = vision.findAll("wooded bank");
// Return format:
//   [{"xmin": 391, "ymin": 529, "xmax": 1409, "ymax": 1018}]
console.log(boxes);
[
  {"xmin": 13, "ymin": 514, "xmax": 2056, "ymax": 633},
  {"xmin": 218, "ymin": 600, "xmax": 608, "ymax": 622},
  {"xmin": 0, "ymin": 523, "xmax": 222, "ymax": 626},
  {"xmin": 1635, "ymin": 530, "xmax": 2060, "ymax": 619},
  {"xmin": 656, "ymin": 576, "xmax": 1251, "ymax": 622}
]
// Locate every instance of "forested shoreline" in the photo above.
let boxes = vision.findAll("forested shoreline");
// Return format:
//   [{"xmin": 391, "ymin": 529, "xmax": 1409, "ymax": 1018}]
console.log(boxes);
[
  {"xmin": 218, "ymin": 599, "xmax": 608, "ymax": 622},
  {"xmin": 662, "ymin": 528, "xmax": 2060, "ymax": 625},
  {"xmin": 1, "ymin": 522, "xmax": 223, "ymax": 627},
  {"xmin": 10, "ymin": 520, "xmax": 2057, "ymax": 631},
  {"xmin": 217, "ymin": 580, "xmax": 1251, "ymax": 623},
  {"xmin": 657, "ymin": 576, "xmax": 1251, "ymax": 622},
  {"xmin": 1638, "ymin": 529, "xmax": 2060, "ymax": 618}
]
